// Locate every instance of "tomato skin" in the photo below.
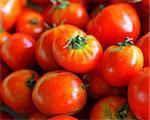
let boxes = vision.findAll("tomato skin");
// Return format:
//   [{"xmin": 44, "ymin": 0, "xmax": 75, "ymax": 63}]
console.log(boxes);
[
  {"xmin": 0, "ymin": 112, "xmax": 14, "ymax": 120},
  {"xmin": 141, "ymin": 12, "xmax": 149, "ymax": 35},
  {"xmin": 43, "ymin": 3, "xmax": 89, "ymax": 29},
  {"xmin": 128, "ymin": 67, "xmax": 150, "ymax": 119},
  {"xmin": 48, "ymin": 115, "xmax": 78, "ymax": 120},
  {"xmin": 16, "ymin": 8, "xmax": 45, "ymax": 39},
  {"xmin": 36, "ymin": 24, "xmax": 78, "ymax": 71},
  {"xmin": 52, "ymin": 29, "xmax": 103, "ymax": 73},
  {"xmin": 1, "ymin": 33, "xmax": 36, "ymax": 70},
  {"xmin": 0, "ymin": 0, "xmax": 22, "ymax": 31},
  {"xmin": 90, "ymin": 96, "xmax": 134, "ymax": 119},
  {"xmin": 86, "ymin": 3, "xmax": 140, "ymax": 49},
  {"xmin": 32, "ymin": 70, "xmax": 87, "ymax": 115},
  {"xmin": 28, "ymin": 111, "xmax": 49, "ymax": 120},
  {"xmin": 136, "ymin": 32, "xmax": 150, "ymax": 67},
  {"xmin": 99, "ymin": 44, "xmax": 143, "ymax": 87},
  {"xmin": 1, "ymin": 69, "xmax": 39, "ymax": 114},
  {"xmin": 87, "ymin": 71, "xmax": 126, "ymax": 99},
  {"xmin": 0, "ymin": 32, "xmax": 10, "ymax": 50}
]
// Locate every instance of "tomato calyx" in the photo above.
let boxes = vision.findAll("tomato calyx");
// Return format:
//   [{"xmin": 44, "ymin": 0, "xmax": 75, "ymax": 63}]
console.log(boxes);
[
  {"xmin": 63, "ymin": 35, "xmax": 89, "ymax": 50},
  {"xmin": 26, "ymin": 74, "xmax": 36, "ymax": 89},
  {"xmin": 29, "ymin": 19, "xmax": 38, "ymax": 25},
  {"xmin": 104, "ymin": 104, "xmax": 112, "ymax": 119},
  {"xmin": 81, "ymin": 83, "xmax": 89, "ymax": 90},
  {"xmin": 117, "ymin": 37, "xmax": 134, "ymax": 46}
]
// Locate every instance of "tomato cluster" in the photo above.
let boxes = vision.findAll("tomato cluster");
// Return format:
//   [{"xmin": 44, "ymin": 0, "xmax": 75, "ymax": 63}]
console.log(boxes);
[{"xmin": 0, "ymin": 0, "xmax": 149, "ymax": 119}]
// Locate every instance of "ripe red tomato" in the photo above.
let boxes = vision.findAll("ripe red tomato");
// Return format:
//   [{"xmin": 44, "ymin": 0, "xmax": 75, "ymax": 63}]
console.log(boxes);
[
  {"xmin": 0, "ymin": 0, "xmax": 22, "ymax": 31},
  {"xmin": 141, "ymin": 12, "xmax": 149, "ymax": 34},
  {"xmin": 86, "ymin": 3, "xmax": 140, "ymax": 49},
  {"xmin": 128, "ymin": 67, "xmax": 150, "ymax": 119},
  {"xmin": 43, "ymin": 2, "xmax": 89, "ymax": 29},
  {"xmin": 1, "ymin": 69, "xmax": 39, "ymax": 114},
  {"xmin": 48, "ymin": 115, "xmax": 78, "ymax": 120},
  {"xmin": 36, "ymin": 24, "xmax": 78, "ymax": 71},
  {"xmin": 99, "ymin": 38, "xmax": 143, "ymax": 87},
  {"xmin": 0, "ymin": 112, "xmax": 14, "ymax": 120},
  {"xmin": 142, "ymin": 0, "xmax": 149, "ymax": 7},
  {"xmin": 136, "ymin": 32, "xmax": 150, "ymax": 67},
  {"xmin": 32, "ymin": 70, "xmax": 87, "ymax": 115},
  {"xmin": 86, "ymin": 71, "xmax": 126, "ymax": 99},
  {"xmin": 52, "ymin": 28, "xmax": 103, "ymax": 73},
  {"xmin": 28, "ymin": 111, "xmax": 49, "ymax": 120},
  {"xmin": 1, "ymin": 33, "xmax": 37, "ymax": 70},
  {"xmin": 16, "ymin": 8, "xmax": 45, "ymax": 39},
  {"xmin": 31, "ymin": 0, "xmax": 50, "ymax": 5},
  {"xmin": 0, "ymin": 31, "xmax": 10, "ymax": 51},
  {"xmin": 90, "ymin": 96, "xmax": 135, "ymax": 119}
]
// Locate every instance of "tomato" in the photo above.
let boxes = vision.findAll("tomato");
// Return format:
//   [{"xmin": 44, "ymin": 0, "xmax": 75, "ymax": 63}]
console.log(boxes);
[
  {"xmin": 128, "ymin": 67, "xmax": 150, "ymax": 119},
  {"xmin": 0, "ymin": 32, "xmax": 10, "ymax": 51},
  {"xmin": 43, "ymin": 2, "xmax": 89, "ymax": 29},
  {"xmin": 1, "ymin": 69, "xmax": 39, "ymax": 114},
  {"xmin": 136, "ymin": 32, "xmax": 150, "ymax": 67},
  {"xmin": 52, "ymin": 28, "xmax": 103, "ymax": 73},
  {"xmin": 141, "ymin": 12, "xmax": 149, "ymax": 34},
  {"xmin": 99, "ymin": 38, "xmax": 143, "ymax": 87},
  {"xmin": 48, "ymin": 115, "xmax": 78, "ymax": 120},
  {"xmin": 142, "ymin": 0, "xmax": 149, "ymax": 7},
  {"xmin": 16, "ymin": 8, "xmax": 45, "ymax": 39},
  {"xmin": 86, "ymin": 71, "xmax": 126, "ymax": 99},
  {"xmin": 36, "ymin": 24, "xmax": 78, "ymax": 71},
  {"xmin": 1, "ymin": 33, "xmax": 37, "ymax": 70},
  {"xmin": 0, "ymin": 0, "xmax": 22, "ymax": 31},
  {"xmin": 86, "ymin": 3, "xmax": 140, "ymax": 49},
  {"xmin": 32, "ymin": 70, "xmax": 87, "ymax": 115},
  {"xmin": 31, "ymin": 0, "xmax": 50, "ymax": 5},
  {"xmin": 0, "ymin": 112, "xmax": 14, "ymax": 120},
  {"xmin": 29, "ymin": 111, "xmax": 49, "ymax": 120},
  {"xmin": 90, "ymin": 96, "xmax": 135, "ymax": 119}
]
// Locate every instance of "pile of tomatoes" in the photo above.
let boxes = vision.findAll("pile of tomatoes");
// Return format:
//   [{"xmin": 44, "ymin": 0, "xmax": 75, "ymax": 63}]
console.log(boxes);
[{"xmin": 0, "ymin": 0, "xmax": 149, "ymax": 119}]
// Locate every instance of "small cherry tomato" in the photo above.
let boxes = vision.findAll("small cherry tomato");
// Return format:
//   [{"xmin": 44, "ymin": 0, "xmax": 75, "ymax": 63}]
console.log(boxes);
[
  {"xmin": 1, "ymin": 69, "xmax": 39, "ymax": 114},
  {"xmin": 0, "ymin": 111, "xmax": 14, "ymax": 120},
  {"xmin": 90, "ymin": 96, "xmax": 135, "ymax": 119},
  {"xmin": 99, "ymin": 38, "xmax": 143, "ymax": 87},
  {"xmin": 43, "ymin": 2, "xmax": 89, "ymax": 29},
  {"xmin": 52, "ymin": 28, "xmax": 103, "ymax": 73},
  {"xmin": 36, "ymin": 24, "xmax": 78, "ymax": 71},
  {"xmin": 128, "ymin": 67, "xmax": 150, "ymax": 119},
  {"xmin": 86, "ymin": 3, "xmax": 140, "ymax": 49},
  {"xmin": 1, "ymin": 33, "xmax": 36, "ymax": 70},
  {"xmin": 16, "ymin": 8, "xmax": 45, "ymax": 39},
  {"xmin": 136, "ymin": 32, "xmax": 150, "ymax": 67},
  {"xmin": 28, "ymin": 111, "xmax": 49, "ymax": 120},
  {"xmin": 32, "ymin": 70, "xmax": 87, "ymax": 115},
  {"xmin": 48, "ymin": 115, "xmax": 78, "ymax": 120}
]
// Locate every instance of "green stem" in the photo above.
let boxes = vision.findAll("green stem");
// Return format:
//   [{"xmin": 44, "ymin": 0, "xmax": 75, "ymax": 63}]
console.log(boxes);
[
  {"xmin": 117, "ymin": 37, "xmax": 134, "ymax": 46},
  {"xmin": 26, "ymin": 74, "xmax": 36, "ymax": 89}
]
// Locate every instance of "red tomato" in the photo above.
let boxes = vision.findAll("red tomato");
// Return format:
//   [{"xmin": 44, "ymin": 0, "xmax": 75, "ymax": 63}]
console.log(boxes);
[
  {"xmin": 90, "ymin": 96, "xmax": 135, "ymax": 119},
  {"xmin": 28, "ymin": 111, "xmax": 49, "ymax": 120},
  {"xmin": 136, "ymin": 32, "xmax": 150, "ymax": 67},
  {"xmin": 141, "ymin": 12, "xmax": 149, "ymax": 34},
  {"xmin": 86, "ymin": 71, "xmax": 126, "ymax": 99},
  {"xmin": 16, "ymin": 8, "xmax": 45, "ymax": 39},
  {"xmin": 52, "ymin": 28, "xmax": 103, "ymax": 73},
  {"xmin": 0, "ymin": 112, "xmax": 14, "ymax": 120},
  {"xmin": 142, "ymin": 0, "xmax": 149, "ymax": 7},
  {"xmin": 0, "ymin": 31, "xmax": 10, "ymax": 51},
  {"xmin": 1, "ymin": 69, "xmax": 39, "ymax": 114},
  {"xmin": 86, "ymin": 3, "xmax": 140, "ymax": 49},
  {"xmin": 99, "ymin": 38, "xmax": 143, "ymax": 87},
  {"xmin": 36, "ymin": 24, "xmax": 78, "ymax": 71},
  {"xmin": 128, "ymin": 67, "xmax": 150, "ymax": 119},
  {"xmin": 43, "ymin": 2, "xmax": 89, "ymax": 29},
  {"xmin": 48, "ymin": 115, "xmax": 78, "ymax": 120},
  {"xmin": 31, "ymin": 0, "xmax": 50, "ymax": 5},
  {"xmin": 1, "ymin": 33, "xmax": 36, "ymax": 70},
  {"xmin": 32, "ymin": 70, "xmax": 87, "ymax": 115},
  {"xmin": 0, "ymin": 0, "xmax": 22, "ymax": 31}
]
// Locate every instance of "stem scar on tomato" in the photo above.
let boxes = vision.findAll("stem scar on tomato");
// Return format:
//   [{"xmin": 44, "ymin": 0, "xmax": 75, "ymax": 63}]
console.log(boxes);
[
  {"xmin": 27, "ymin": 74, "xmax": 36, "ymax": 89},
  {"xmin": 29, "ymin": 19, "xmax": 38, "ymax": 25}
]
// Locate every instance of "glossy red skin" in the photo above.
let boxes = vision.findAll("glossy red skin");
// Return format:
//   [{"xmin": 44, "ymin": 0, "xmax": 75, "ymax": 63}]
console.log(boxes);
[
  {"xmin": 29, "ymin": 111, "xmax": 49, "ymax": 120},
  {"xmin": 86, "ymin": 3, "xmax": 140, "ymax": 49},
  {"xmin": 128, "ymin": 67, "xmax": 150, "ymax": 119},
  {"xmin": 1, "ymin": 33, "xmax": 36, "ymax": 70},
  {"xmin": 48, "ymin": 115, "xmax": 78, "ymax": 120},
  {"xmin": 1, "ymin": 69, "xmax": 39, "ymax": 114},
  {"xmin": 31, "ymin": 0, "xmax": 50, "ymax": 5},
  {"xmin": 36, "ymin": 24, "xmax": 78, "ymax": 71},
  {"xmin": 16, "ymin": 8, "xmax": 45, "ymax": 39},
  {"xmin": 53, "ymin": 29, "xmax": 103, "ymax": 73},
  {"xmin": 100, "ymin": 45, "xmax": 143, "ymax": 87},
  {"xmin": 90, "ymin": 96, "xmax": 134, "ymax": 119},
  {"xmin": 142, "ymin": 0, "xmax": 149, "ymax": 7},
  {"xmin": 0, "ymin": 112, "xmax": 14, "ymax": 120},
  {"xmin": 0, "ymin": 0, "xmax": 22, "ymax": 31},
  {"xmin": 136, "ymin": 32, "xmax": 150, "ymax": 67},
  {"xmin": 87, "ymin": 71, "xmax": 126, "ymax": 99},
  {"xmin": 0, "ymin": 31, "xmax": 10, "ymax": 50},
  {"xmin": 43, "ymin": 3, "xmax": 89, "ymax": 29},
  {"xmin": 32, "ymin": 70, "xmax": 87, "ymax": 115},
  {"xmin": 141, "ymin": 12, "xmax": 149, "ymax": 34}
]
